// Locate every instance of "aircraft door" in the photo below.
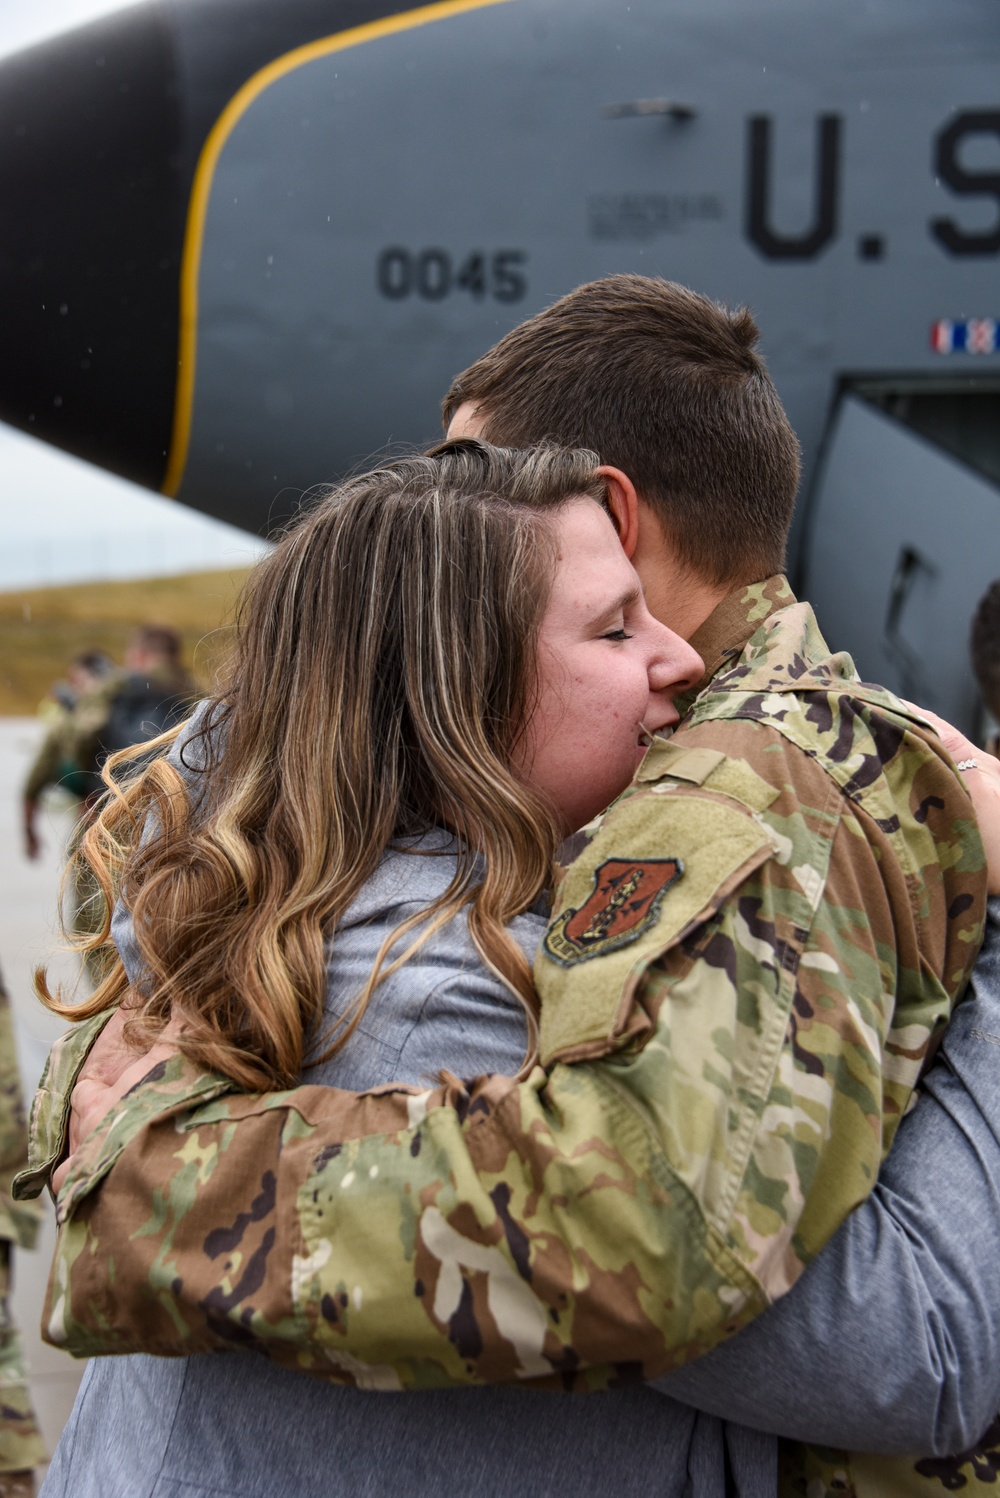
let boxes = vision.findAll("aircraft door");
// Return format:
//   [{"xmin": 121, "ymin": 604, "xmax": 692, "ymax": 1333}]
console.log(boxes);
[{"xmin": 802, "ymin": 393, "xmax": 1000, "ymax": 737}]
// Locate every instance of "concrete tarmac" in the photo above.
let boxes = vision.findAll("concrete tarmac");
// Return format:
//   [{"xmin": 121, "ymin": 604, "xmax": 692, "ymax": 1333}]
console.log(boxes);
[{"xmin": 0, "ymin": 718, "xmax": 89, "ymax": 1473}]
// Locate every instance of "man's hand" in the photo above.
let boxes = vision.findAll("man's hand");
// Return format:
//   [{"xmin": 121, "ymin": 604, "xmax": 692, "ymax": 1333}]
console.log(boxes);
[
  {"xmin": 52, "ymin": 1008, "xmax": 182, "ymax": 1194},
  {"xmin": 907, "ymin": 703, "xmax": 1000, "ymax": 895}
]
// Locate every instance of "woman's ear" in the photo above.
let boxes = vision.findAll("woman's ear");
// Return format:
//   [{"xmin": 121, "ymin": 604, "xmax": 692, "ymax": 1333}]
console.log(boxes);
[{"xmin": 595, "ymin": 466, "xmax": 642, "ymax": 558}]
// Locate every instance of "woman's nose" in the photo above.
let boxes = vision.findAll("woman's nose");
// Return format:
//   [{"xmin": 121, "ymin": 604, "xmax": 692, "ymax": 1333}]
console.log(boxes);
[{"xmin": 650, "ymin": 630, "xmax": 704, "ymax": 697}]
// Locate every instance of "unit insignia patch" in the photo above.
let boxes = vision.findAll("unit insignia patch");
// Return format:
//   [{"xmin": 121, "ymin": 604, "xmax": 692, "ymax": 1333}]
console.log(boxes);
[{"xmin": 543, "ymin": 857, "xmax": 684, "ymax": 966}]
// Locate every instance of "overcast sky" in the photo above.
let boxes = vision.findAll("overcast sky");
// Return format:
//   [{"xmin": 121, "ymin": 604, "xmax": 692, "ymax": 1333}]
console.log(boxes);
[
  {"xmin": 0, "ymin": 0, "xmax": 132, "ymax": 55},
  {"xmin": 0, "ymin": 0, "xmax": 270, "ymax": 589}
]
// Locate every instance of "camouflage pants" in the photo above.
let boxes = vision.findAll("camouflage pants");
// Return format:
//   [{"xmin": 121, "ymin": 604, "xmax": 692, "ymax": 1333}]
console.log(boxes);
[{"xmin": 0, "ymin": 1246, "xmax": 45, "ymax": 1473}]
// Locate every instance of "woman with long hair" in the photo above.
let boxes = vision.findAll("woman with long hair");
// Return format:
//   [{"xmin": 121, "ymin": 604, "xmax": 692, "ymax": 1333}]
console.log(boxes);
[{"xmin": 42, "ymin": 440, "xmax": 698, "ymax": 1095}]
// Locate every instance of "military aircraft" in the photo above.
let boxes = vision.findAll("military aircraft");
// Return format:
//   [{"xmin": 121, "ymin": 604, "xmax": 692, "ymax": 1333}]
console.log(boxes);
[{"xmin": 1, "ymin": 0, "xmax": 998, "ymax": 730}]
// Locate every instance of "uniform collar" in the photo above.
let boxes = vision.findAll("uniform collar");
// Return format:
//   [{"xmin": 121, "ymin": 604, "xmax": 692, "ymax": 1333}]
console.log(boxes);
[{"xmin": 675, "ymin": 574, "xmax": 797, "ymax": 717}]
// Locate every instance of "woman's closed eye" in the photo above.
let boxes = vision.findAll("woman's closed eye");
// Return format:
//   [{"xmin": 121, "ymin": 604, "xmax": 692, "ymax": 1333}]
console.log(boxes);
[{"xmin": 601, "ymin": 627, "xmax": 634, "ymax": 642}]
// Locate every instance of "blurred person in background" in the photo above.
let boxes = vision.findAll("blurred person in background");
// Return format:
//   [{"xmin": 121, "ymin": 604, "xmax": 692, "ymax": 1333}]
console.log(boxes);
[
  {"xmin": 0, "ymin": 969, "xmax": 45, "ymax": 1498},
  {"xmin": 21, "ymin": 651, "xmax": 115, "ymax": 862},
  {"xmin": 23, "ymin": 628, "xmax": 196, "ymax": 984},
  {"xmin": 971, "ymin": 580, "xmax": 1000, "ymax": 756},
  {"xmin": 23, "ymin": 630, "xmax": 197, "ymax": 863}
]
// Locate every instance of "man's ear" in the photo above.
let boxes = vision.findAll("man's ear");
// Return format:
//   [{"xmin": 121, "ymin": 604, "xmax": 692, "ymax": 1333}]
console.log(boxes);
[{"xmin": 596, "ymin": 466, "xmax": 641, "ymax": 558}]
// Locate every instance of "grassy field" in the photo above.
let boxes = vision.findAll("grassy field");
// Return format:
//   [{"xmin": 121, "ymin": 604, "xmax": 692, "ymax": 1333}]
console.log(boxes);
[{"xmin": 0, "ymin": 568, "xmax": 254, "ymax": 715}]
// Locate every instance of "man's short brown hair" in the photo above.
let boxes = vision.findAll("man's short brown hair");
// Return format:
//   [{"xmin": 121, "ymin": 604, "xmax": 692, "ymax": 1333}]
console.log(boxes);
[{"xmin": 442, "ymin": 275, "xmax": 801, "ymax": 587}]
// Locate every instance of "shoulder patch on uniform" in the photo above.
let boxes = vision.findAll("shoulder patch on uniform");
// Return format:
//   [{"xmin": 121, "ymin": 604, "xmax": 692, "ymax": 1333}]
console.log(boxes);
[
  {"xmin": 543, "ymin": 857, "xmax": 684, "ymax": 966},
  {"xmin": 537, "ymin": 794, "xmax": 776, "ymax": 1066}
]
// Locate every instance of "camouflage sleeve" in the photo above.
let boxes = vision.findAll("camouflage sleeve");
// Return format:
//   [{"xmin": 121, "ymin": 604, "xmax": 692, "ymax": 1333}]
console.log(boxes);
[
  {"xmin": 15, "ymin": 735, "xmax": 983, "ymax": 1386},
  {"xmin": 21, "ymin": 722, "xmax": 65, "ymax": 804},
  {"xmin": 23, "ymin": 1035, "xmax": 770, "ymax": 1386}
]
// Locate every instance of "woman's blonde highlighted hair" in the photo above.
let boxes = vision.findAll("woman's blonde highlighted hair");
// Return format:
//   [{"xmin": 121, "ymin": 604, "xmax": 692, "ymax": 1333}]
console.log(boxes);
[{"xmin": 41, "ymin": 441, "xmax": 607, "ymax": 1087}]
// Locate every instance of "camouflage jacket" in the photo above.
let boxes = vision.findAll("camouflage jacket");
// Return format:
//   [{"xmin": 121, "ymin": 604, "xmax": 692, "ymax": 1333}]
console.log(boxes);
[
  {"xmin": 16, "ymin": 578, "xmax": 986, "ymax": 1418},
  {"xmin": 21, "ymin": 679, "xmax": 121, "ymax": 805}
]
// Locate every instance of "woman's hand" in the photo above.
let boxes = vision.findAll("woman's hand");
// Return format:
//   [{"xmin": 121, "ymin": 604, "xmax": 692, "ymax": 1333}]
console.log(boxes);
[
  {"xmin": 51, "ymin": 1008, "xmax": 183, "ymax": 1194},
  {"xmin": 907, "ymin": 703, "xmax": 1000, "ymax": 896}
]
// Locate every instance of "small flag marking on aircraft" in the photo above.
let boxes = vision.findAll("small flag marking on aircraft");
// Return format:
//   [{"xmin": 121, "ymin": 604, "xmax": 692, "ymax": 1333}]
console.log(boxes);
[{"xmin": 932, "ymin": 319, "xmax": 998, "ymax": 354}]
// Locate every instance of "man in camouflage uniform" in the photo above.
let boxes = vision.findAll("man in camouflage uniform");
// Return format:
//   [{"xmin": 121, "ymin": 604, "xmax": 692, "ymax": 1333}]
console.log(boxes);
[
  {"xmin": 0, "ymin": 970, "xmax": 46, "ymax": 1498},
  {"xmin": 15, "ymin": 279, "xmax": 995, "ymax": 1495},
  {"xmin": 24, "ymin": 628, "xmax": 197, "ymax": 986},
  {"xmin": 21, "ymin": 651, "xmax": 115, "ymax": 864},
  {"xmin": 22, "ymin": 628, "xmax": 196, "ymax": 863}
]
